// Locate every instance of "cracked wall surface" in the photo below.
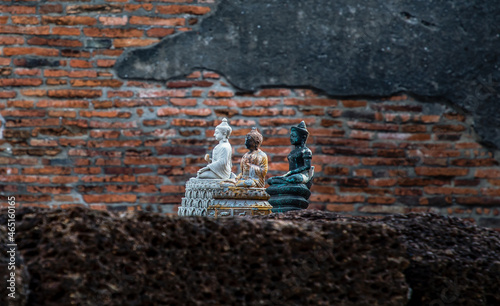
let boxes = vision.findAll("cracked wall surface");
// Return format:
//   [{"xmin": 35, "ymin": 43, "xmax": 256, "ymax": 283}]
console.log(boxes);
[{"xmin": 116, "ymin": 0, "xmax": 500, "ymax": 148}]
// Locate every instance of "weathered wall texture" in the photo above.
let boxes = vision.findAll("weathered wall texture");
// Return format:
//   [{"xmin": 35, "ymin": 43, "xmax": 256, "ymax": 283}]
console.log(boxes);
[
  {"xmin": 0, "ymin": 0, "xmax": 500, "ymax": 227},
  {"xmin": 117, "ymin": 0, "xmax": 500, "ymax": 149}
]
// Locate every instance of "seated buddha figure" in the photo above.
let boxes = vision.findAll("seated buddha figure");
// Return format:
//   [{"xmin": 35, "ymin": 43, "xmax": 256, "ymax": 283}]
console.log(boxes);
[
  {"xmin": 197, "ymin": 118, "xmax": 233, "ymax": 180},
  {"xmin": 267, "ymin": 121, "xmax": 314, "ymax": 187},
  {"xmin": 233, "ymin": 127, "xmax": 268, "ymax": 188}
]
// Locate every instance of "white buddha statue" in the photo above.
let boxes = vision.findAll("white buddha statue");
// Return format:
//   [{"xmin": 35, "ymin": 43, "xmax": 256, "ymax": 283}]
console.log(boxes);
[{"xmin": 197, "ymin": 118, "xmax": 233, "ymax": 180}]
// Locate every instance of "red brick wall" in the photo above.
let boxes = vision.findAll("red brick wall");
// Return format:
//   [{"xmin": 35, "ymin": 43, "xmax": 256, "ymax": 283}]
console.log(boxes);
[{"xmin": 1, "ymin": 1, "xmax": 499, "ymax": 227}]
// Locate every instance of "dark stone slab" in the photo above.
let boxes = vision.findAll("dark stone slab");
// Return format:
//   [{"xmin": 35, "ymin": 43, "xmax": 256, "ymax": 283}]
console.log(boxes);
[{"xmin": 115, "ymin": 0, "xmax": 500, "ymax": 148}]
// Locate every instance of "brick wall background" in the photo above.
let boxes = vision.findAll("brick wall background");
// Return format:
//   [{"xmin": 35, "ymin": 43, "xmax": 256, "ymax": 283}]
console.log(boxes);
[{"xmin": 1, "ymin": 0, "xmax": 499, "ymax": 227}]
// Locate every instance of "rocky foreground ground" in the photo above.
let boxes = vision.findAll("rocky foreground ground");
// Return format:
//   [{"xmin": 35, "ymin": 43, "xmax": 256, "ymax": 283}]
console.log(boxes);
[{"xmin": 1, "ymin": 208, "xmax": 499, "ymax": 305}]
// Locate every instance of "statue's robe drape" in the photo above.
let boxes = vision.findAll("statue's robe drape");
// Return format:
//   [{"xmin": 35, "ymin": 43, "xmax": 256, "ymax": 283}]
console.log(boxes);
[{"xmin": 207, "ymin": 140, "xmax": 232, "ymax": 179}]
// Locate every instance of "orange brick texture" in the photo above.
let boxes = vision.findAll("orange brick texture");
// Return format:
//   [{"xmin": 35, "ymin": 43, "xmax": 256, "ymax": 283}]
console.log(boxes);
[{"xmin": 0, "ymin": 1, "xmax": 499, "ymax": 227}]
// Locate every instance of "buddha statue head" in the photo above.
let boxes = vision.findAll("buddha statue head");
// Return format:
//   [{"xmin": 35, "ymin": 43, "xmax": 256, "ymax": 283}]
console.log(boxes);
[
  {"xmin": 245, "ymin": 127, "xmax": 263, "ymax": 150},
  {"xmin": 290, "ymin": 121, "xmax": 309, "ymax": 146},
  {"xmin": 214, "ymin": 118, "xmax": 232, "ymax": 141}
]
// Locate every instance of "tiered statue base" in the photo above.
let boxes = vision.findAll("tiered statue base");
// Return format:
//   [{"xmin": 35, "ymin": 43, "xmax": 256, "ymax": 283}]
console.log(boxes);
[
  {"xmin": 207, "ymin": 186, "xmax": 272, "ymax": 218},
  {"xmin": 178, "ymin": 178, "xmax": 226, "ymax": 216},
  {"xmin": 266, "ymin": 183, "xmax": 311, "ymax": 213}
]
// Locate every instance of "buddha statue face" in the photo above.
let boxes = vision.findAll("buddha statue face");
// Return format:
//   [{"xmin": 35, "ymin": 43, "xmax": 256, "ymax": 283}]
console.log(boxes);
[
  {"xmin": 245, "ymin": 134, "xmax": 257, "ymax": 150},
  {"xmin": 214, "ymin": 128, "xmax": 226, "ymax": 141},
  {"xmin": 290, "ymin": 130, "xmax": 306, "ymax": 145}
]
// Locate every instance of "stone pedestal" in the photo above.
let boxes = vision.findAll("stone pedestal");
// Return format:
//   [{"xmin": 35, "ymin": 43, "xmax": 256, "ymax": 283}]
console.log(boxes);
[
  {"xmin": 266, "ymin": 183, "xmax": 311, "ymax": 213},
  {"xmin": 178, "ymin": 178, "xmax": 226, "ymax": 216},
  {"xmin": 207, "ymin": 186, "xmax": 272, "ymax": 218}
]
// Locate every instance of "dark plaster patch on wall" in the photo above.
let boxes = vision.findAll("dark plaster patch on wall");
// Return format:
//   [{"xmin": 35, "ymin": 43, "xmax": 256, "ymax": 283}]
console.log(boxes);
[{"xmin": 115, "ymin": 0, "xmax": 500, "ymax": 148}]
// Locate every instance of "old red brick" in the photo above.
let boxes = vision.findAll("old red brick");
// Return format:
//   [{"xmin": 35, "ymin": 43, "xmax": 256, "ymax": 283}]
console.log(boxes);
[
  {"xmin": 7, "ymin": 100, "xmax": 34, "ymax": 108},
  {"xmin": 341, "ymin": 100, "xmax": 367, "ymax": 108},
  {"xmin": 125, "ymin": 4, "xmax": 153, "ymax": 12},
  {"xmin": 70, "ymin": 79, "xmax": 123, "ymax": 87},
  {"xmin": 12, "ymin": 16, "xmax": 39, "ymax": 25},
  {"xmin": 42, "ymin": 16, "xmax": 97, "ymax": 26},
  {"xmin": 37, "ymin": 99, "xmax": 89, "ymax": 108},
  {"xmin": 30, "ymin": 139, "xmax": 58, "ymax": 147},
  {"xmin": 475, "ymin": 169, "xmax": 500, "ymax": 179},
  {"xmin": 7, "ymin": 118, "xmax": 60, "ymax": 128},
  {"xmin": 395, "ymin": 188, "xmax": 423, "ymax": 196},
  {"xmin": 0, "ymin": 78, "xmax": 43, "ymax": 87},
  {"xmin": 89, "ymin": 121, "xmax": 137, "ymax": 129},
  {"xmin": 99, "ymin": 16, "xmax": 128, "ymax": 26},
  {"xmin": 0, "ymin": 36, "xmax": 24, "ymax": 45},
  {"xmin": 0, "ymin": 5, "xmax": 36, "ymax": 14},
  {"xmin": 310, "ymin": 195, "xmax": 364, "ymax": 203},
  {"xmin": 0, "ymin": 25, "xmax": 50, "ymax": 35},
  {"xmin": 83, "ymin": 28, "xmax": 143, "ymax": 38},
  {"xmin": 113, "ymin": 38, "xmax": 160, "ymax": 48},
  {"xmin": 416, "ymin": 167, "xmax": 469, "ymax": 177},
  {"xmin": 88, "ymin": 140, "xmax": 142, "ymax": 148},
  {"xmin": 259, "ymin": 118, "xmax": 315, "ymax": 126},
  {"xmin": 90, "ymin": 130, "xmax": 121, "ymax": 139},
  {"xmin": 27, "ymin": 186, "xmax": 71, "ymax": 194},
  {"xmin": 138, "ymin": 89, "xmax": 186, "ymax": 98},
  {"xmin": 0, "ymin": 91, "xmax": 16, "ymax": 98},
  {"xmin": 46, "ymin": 79, "xmax": 67, "ymax": 85},
  {"xmin": 52, "ymin": 27, "xmax": 81, "ymax": 36},
  {"xmin": 83, "ymin": 194, "xmax": 137, "ymax": 203},
  {"xmin": 451, "ymin": 158, "xmax": 499, "ymax": 167},
  {"xmin": 96, "ymin": 59, "xmax": 116, "ymax": 68},
  {"xmin": 14, "ymin": 68, "xmax": 41, "ymax": 76},
  {"xmin": 146, "ymin": 28, "xmax": 175, "ymax": 37},
  {"xmin": 157, "ymin": 5, "xmax": 211, "ymax": 15},
  {"xmin": 208, "ymin": 90, "xmax": 234, "ymax": 98},
  {"xmin": 80, "ymin": 110, "xmax": 131, "ymax": 118},
  {"xmin": 171, "ymin": 119, "xmax": 209, "ymax": 127},
  {"xmin": 129, "ymin": 16, "xmax": 185, "ymax": 26},
  {"xmin": 182, "ymin": 108, "xmax": 212, "ymax": 117},
  {"xmin": 284, "ymin": 98, "xmax": 338, "ymax": 106},
  {"xmin": 424, "ymin": 186, "xmax": 478, "ymax": 195},
  {"xmin": 157, "ymin": 107, "xmax": 180, "ymax": 117},
  {"xmin": 48, "ymin": 89, "xmax": 102, "ymax": 99},
  {"xmin": 369, "ymin": 178, "xmax": 397, "ymax": 187},
  {"xmin": 23, "ymin": 167, "xmax": 71, "ymax": 175},
  {"xmin": 27, "ymin": 37, "xmax": 83, "ymax": 48},
  {"xmin": 416, "ymin": 115, "xmax": 441, "ymax": 123},
  {"xmin": 40, "ymin": 4, "xmax": 63, "ymax": 14},
  {"xmin": 242, "ymin": 108, "xmax": 280, "ymax": 117},
  {"xmin": 432, "ymin": 124, "xmax": 466, "ymax": 133},
  {"xmin": 70, "ymin": 59, "xmax": 92, "ymax": 68},
  {"xmin": 367, "ymin": 196, "xmax": 396, "ymax": 204},
  {"xmin": 347, "ymin": 121, "xmax": 398, "ymax": 131},
  {"xmin": 362, "ymin": 158, "xmax": 416, "ymax": 166}
]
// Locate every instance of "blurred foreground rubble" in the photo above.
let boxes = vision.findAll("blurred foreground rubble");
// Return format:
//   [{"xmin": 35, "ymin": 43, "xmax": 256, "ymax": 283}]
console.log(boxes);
[{"xmin": 1, "ymin": 208, "xmax": 499, "ymax": 305}]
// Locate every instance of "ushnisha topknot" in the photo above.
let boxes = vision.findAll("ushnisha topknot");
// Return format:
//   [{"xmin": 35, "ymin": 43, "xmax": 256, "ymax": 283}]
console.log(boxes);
[
  {"xmin": 291, "ymin": 121, "xmax": 309, "ymax": 137},
  {"xmin": 216, "ymin": 118, "xmax": 232, "ymax": 138},
  {"xmin": 247, "ymin": 127, "xmax": 263, "ymax": 147}
]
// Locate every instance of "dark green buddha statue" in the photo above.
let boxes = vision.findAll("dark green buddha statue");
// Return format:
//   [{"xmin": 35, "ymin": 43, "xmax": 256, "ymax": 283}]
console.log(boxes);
[
  {"xmin": 268, "ymin": 121, "xmax": 314, "ymax": 186},
  {"xmin": 267, "ymin": 121, "xmax": 315, "ymax": 212}
]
